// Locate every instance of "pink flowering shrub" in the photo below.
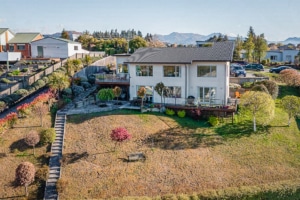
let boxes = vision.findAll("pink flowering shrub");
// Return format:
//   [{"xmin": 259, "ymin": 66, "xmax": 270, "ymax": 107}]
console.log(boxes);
[
  {"xmin": 5, "ymin": 112, "xmax": 18, "ymax": 128},
  {"xmin": 110, "ymin": 127, "xmax": 131, "ymax": 151}
]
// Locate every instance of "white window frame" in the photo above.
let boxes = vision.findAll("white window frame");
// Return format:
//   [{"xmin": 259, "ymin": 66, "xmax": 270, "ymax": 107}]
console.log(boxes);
[{"xmin": 197, "ymin": 65, "xmax": 217, "ymax": 77}]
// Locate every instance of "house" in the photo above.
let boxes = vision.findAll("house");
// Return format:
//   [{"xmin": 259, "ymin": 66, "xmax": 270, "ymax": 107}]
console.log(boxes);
[
  {"xmin": 7, "ymin": 32, "xmax": 43, "ymax": 58},
  {"xmin": 30, "ymin": 37, "xmax": 88, "ymax": 59},
  {"xmin": 0, "ymin": 28, "xmax": 15, "ymax": 52},
  {"xmin": 264, "ymin": 49, "xmax": 299, "ymax": 63},
  {"xmin": 115, "ymin": 41, "xmax": 234, "ymax": 105}
]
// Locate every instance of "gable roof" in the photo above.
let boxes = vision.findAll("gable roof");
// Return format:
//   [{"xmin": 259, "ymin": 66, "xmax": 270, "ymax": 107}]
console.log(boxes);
[
  {"xmin": 0, "ymin": 28, "xmax": 14, "ymax": 36},
  {"xmin": 8, "ymin": 33, "xmax": 42, "ymax": 43},
  {"xmin": 31, "ymin": 37, "xmax": 80, "ymax": 44},
  {"xmin": 125, "ymin": 41, "xmax": 235, "ymax": 64}
]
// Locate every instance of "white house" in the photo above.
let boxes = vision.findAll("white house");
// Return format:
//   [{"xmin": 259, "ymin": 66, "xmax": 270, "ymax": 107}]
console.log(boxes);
[
  {"xmin": 0, "ymin": 28, "xmax": 15, "ymax": 52},
  {"xmin": 30, "ymin": 37, "xmax": 88, "ymax": 59},
  {"xmin": 264, "ymin": 49, "xmax": 299, "ymax": 63},
  {"xmin": 116, "ymin": 41, "xmax": 234, "ymax": 106}
]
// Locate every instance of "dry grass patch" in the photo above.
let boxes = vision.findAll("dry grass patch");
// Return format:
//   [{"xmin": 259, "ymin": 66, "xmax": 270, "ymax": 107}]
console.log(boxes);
[
  {"xmin": 0, "ymin": 114, "xmax": 52, "ymax": 199},
  {"xmin": 60, "ymin": 110, "xmax": 300, "ymax": 199}
]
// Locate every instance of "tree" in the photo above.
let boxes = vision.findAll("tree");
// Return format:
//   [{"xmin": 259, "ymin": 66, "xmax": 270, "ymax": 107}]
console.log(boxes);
[
  {"xmin": 113, "ymin": 86, "xmax": 122, "ymax": 103},
  {"xmin": 154, "ymin": 82, "xmax": 165, "ymax": 109},
  {"xmin": 15, "ymin": 162, "xmax": 35, "ymax": 197},
  {"xmin": 72, "ymin": 59, "xmax": 83, "ymax": 73},
  {"xmin": 137, "ymin": 86, "xmax": 147, "ymax": 111},
  {"xmin": 233, "ymin": 35, "xmax": 243, "ymax": 60},
  {"xmin": 31, "ymin": 102, "xmax": 48, "ymax": 127},
  {"xmin": 110, "ymin": 127, "xmax": 131, "ymax": 151},
  {"xmin": 253, "ymin": 34, "xmax": 268, "ymax": 63},
  {"xmin": 97, "ymin": 88, "xmax": 114, "ymax": 102},
  {"xmin": 83, "ymin": 55, "xmax": 92, "ymax": 67},
  {"xmin": 61, "ymin": 29, "xmax": 70, "ymax": 40},
  {"xmin": 40, "ymin": 128, "xmax": 56, "ymax": 145},
  {"xmin": 281, "ymin": 95, "xmax": 300, "ymax": 126},
  {"xmin": 129, "ymin": 36, "xmax": 147, "ymax": 53},
  {"xmin": 48, "ymin": 72, "xmax": 70, "ymax": 97},
  {"xmin": 239, "ymin": 91, "xmax": 275, "ymax": 132},
  {"xmin": 24, "ymin": 130, "xmax": 40, "ymax": 156},
  {"xmin": 254, "ymin": 80, "xmax": 278, "ymax": 99}
]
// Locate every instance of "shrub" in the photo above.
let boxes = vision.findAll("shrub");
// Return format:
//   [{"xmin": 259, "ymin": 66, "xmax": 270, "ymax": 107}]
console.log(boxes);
[
  {"xmin": 251, "ymin": 84, "xmax": 269, "ymax": 94},
  {"xmin": 0, "ymin": 101, "xmax": 7, "ymax": 111},
  {"xmin": 32, "ymin": 79, "xmax": 46, "ymax": 90},
  {"xmin": 40, "ymin": 128, "xmax": 56, "ymax": 145},
  {"xmin": 62, "ymin": 88, "xmax": 72, "ymax": 96},
  {"xmin": 9, "ymin": 93, "xmax": 22, "ymax": 102},
  {"xmin": 97, "ymin": 88, "xmax": 114, "ymax": 101},
  {"xmin": 177, "ymin": 110, "xmax": 186, "ymax": 118},
  {"xmin": 56, "ymin": 178, "xmax": 69, "ymax": 194},
  {"xmin": 21, "ymin": 68, "xmax": 28, "ymax": 73},
  {"xmin": 242, "ymin": 81, "xmax": 254, "ymax": 88},
  {"xmin": 42, "ymin": 76, "xmax": 49, "ymax": 84},
  {"xmin": 208, "ymin": 116, "xmax": 219, "ymax": 126},
  {"xmin": 12, "ymin": 70, "xmax": 20, "ymax": 75},
  {"xmin": 229, "ymin": 83, "xmax": 241, "ymax": 89},
  {"xmin": 1, "ymin": 78, "xmax": 11, "ymax": 84},
  {"xmin": 256, "ymin": 80, "xmax": 278, "ymax": 99},
  {"xmin": 71, "ymin": 85, "xmax": 84, "ymax": 97},
  {"xmin": 5, "ymin": 112, "xmax": 18, "ymax": 128},
  {"xmin": 14, "ymin": 89, "xmax": 29, "ymax": 97},
  {"xmin": 7, "ymin": 72, "xmax": 13, "ymax": 77},
  {"xmin": 166, "ymin": 108, "xmax": 175, "ymax": 116},
  {"xmin": 26, "ymin": 86, "xmax": 36, "ymax": 94},
  {"xmin": 1, "ymin": 96, "xmax": 14, "ymax": 106},
  {"xmin": 87, "ymin": 75, "xmax": 96, "ymax": 84}
]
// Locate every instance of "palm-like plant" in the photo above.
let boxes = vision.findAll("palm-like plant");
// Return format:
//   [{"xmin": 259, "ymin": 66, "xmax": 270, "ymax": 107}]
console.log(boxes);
[{"xmin": 48, "ymin": 72, "xmax": 70, "ymax": 98}]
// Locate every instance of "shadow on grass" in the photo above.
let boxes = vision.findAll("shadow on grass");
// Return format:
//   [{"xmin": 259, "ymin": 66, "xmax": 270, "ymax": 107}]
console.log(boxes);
[
  {"xmin": 296, "ymin": 117, "xmax": 300, "ymax": 131},
  {"xmin": 9, "ymin": 139, "xmax": 30, "ymax": 152},
  {"xmin": 214, "ymin": 120, "xmax": 270, "ymax": 139},
  {"xmin": 278, "ymin": 85, "xmax": 300, "ymax": 99},
  {"xmin": 61, "ymin": 152, "xmax": 89, "ymax": 166},
  {"xmin": 144, "ymin": 126, "xmax": 223, "ymax": 150}
]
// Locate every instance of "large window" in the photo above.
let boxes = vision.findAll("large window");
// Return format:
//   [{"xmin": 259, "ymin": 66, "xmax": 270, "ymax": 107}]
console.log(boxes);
[
  {"xmin": 74, "ymin": 46, "xmax": 78, "ymax": 50},
  {"xmin": 17, "ymin": 44, "xmax": 25, "ymax": 50},
  {"xmin": 118, "ymin": 64, "xmax": 128, "ymax": 73},
  {"xmin": 164, "ymin": 86, "xmax": 181, "ymax": 98},
  {"xmin": 197, "ymin": 66, "xmax": 217, "ymax": 77},
  {"xmin": 163, "ymin": 66, "xmax": 181, "ymax": 77},
  {"xmin": 270, "ymin": 55, "xmax": 277, "ymax": 61},
  {"xmin": 198, "ymin": 87, "xmax": 216, "ymax": 103},
  {"xmin": 136, "ymin": 65, "xmax": 153, "ymax": 76}
]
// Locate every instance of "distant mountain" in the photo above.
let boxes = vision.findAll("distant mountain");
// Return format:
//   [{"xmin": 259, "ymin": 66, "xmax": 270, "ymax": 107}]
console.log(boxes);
[
  {"xmin": 154, "ymin": 32, "xmax": 237, "ymax": 45},
  {"xmin": 282, "ymin": 37, "xmax": 300, "ymax": 45}
]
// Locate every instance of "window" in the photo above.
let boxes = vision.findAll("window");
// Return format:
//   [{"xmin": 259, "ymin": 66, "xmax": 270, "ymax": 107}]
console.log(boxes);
[
  {"xmin": 136, "ymin": 65, "xmax": 153, "ymax": 76},
  {"xmin": 9, "ymin": 45, "xmax": 14, "ymax": 51},
  {"xmin": 74, "ymin": 46, "xmax": 78, "ymax": 50},
  {"xmin": 270, "ymin": 55, "xmax": 277, "ymax": 61},
  {"xmin": 286, "ymin": 55, "xmax": 291, "ymax": 62},
  {"xmin": 198, "ymin": 87, "xmax": 216, "ymax": 103},
  {"xmin": 164, "ymin": 86, "xmax": 181, "ymax": 98},
  {"xmin": 17, "ymin": 44, "xmax": 25, "ymax": 50},
  {"xmin": 163, "ymin": 66, "xmax": 181, "ymax": 77},
  {"xmin": 197, "ymin": 66, "xmax": 217, "ymax": 77},
  {"xmin": 118, "ymin": 64, "xmax": 128, "ymax": 73},
  {"xmin": 137, "ymin": 85, "xmax": 153, "ymax": 102}
]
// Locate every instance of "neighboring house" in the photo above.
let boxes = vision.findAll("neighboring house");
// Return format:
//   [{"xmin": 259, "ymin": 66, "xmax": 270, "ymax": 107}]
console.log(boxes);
[
  {"xmin": 30, "ymin": 37, "xmax": 88, "ymax": 59},
  {"xmin": 0, "ymin": 28, "xmax": 15, "ymax": 52},
  {"xmin": 115, "ymin": 41, "xmax": 234, "ymax": 105},
  {"xmin": 7, "ymin": 32, "xmax": 43, "ymax": 58},
  {"xmin": 264, "ymin": 49, "xmax": 299, "ymax": 63}
]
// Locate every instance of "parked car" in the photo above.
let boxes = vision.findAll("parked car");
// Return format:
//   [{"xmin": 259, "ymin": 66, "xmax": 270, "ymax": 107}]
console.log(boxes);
[
  {"xmin": 230, "ymin": 64, "xmax": 246, "ymax": 77},
  {"xmin": 269, "ymin": 65, "xmax": 293, "ymax": 73},
  {"xmin": 244, "ymin": 63, "xmax": 264, "ymax": 71},
  {"xmin": 233, "ymin": 61, "xmax": 248, "ymax": 67}
]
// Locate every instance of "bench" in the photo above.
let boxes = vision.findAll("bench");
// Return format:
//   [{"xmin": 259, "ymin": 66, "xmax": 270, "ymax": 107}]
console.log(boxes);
[{"xmin": 127, "ymin": 152, "xmax": 146, "ymax": 162}]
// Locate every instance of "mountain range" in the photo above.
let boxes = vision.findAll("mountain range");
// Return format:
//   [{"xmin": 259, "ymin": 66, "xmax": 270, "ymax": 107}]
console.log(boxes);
[{"xmin": 154, "ymin": 32, "xmax": 300, "ymax": 45}]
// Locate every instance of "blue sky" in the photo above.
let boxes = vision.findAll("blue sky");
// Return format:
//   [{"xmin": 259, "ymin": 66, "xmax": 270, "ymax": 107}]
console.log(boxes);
[{"xmin": 1, "ymin": 0, "xmax": 299, "ymax": 41}]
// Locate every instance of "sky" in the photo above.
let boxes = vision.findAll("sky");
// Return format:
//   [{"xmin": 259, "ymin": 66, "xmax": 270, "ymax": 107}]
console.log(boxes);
[{"xmin": 0, "ymin": 0, "xmax": 299, "ymax": 42}]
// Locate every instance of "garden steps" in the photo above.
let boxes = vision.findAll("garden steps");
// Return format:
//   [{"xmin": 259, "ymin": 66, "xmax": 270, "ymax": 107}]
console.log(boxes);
[{"xmin": 44, "ymin": 112, "xmax": 66, "ymax": 200}]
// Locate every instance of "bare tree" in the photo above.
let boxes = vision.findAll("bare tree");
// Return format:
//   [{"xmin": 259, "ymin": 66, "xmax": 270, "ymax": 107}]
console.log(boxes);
[
  {"xmin": 31, "ymin": 103, "xmax": 48, "ymax": 127},
  {"xmin": 24, "ymin": 130, "xmax": 40, "ymax": 156},
  {"xmin": 15, "ymin": 162, "xmax": 35, "ymax": 197}
]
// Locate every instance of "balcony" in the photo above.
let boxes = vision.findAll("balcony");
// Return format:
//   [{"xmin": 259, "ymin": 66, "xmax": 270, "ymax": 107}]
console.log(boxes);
[{"xmin": 95, "ymin": 73, "xmax": 130, "ymax": 85}]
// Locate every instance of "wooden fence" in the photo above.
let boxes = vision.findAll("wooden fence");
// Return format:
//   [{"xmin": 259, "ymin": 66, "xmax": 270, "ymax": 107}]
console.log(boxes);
[{"xmin": 0, "ymin": 52, "xmax": 104, "ymax": 98}]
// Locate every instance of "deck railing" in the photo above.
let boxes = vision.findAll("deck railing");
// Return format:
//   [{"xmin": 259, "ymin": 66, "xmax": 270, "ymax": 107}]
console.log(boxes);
[{"xmin": 95, "ymin": 73, "xmax": 130, "ymax": 83}]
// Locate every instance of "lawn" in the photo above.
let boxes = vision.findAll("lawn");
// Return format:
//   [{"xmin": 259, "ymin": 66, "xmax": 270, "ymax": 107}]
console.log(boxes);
[
  {"xmin": 60, "ymin": 108, "xmax": 300, "ymax": 199},
  {"xmin": 0, "ymin": 114, "xmax": 52, "ymax": 200}
]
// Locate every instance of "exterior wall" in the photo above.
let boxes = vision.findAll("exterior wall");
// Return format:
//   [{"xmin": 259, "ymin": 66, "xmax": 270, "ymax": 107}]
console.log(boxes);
[
  {"xmin": 6, "ymin": 43, "xmax": 31, "ymax": 58},
  {"xmin": 128, "ymin": 61, "xmax": 229, "ymax": 105},
  {"xmin": 31, "ymin": 38, "xmax": 69, "ymax": 58},
  {"xmin": 67, "ymin": 43, "xmax": 86, "ymax": 57},
  {"xmin": 0, "ymin": 52, "xmax": 21, "ymax": 61},
  {"xmin": 265, "ymin": 50, "xmax": 299, "ymax": 63}
]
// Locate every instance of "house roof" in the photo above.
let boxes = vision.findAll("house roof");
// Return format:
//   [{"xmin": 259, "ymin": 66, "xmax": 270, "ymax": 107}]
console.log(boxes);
[
  {"xmin": 125, "ymin": 41, "xmax": 234, "ymax": 64},
  {"xmin": 8, "ymin": 33, "xmax": 42, "ymax": 43},
  {"xmin": 31, "ymin": 37, "xmax": 80, "ymax": 44},
  {"xmin": 0, "ymin": 28, "xmax": 14, "ymax": 36}
]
